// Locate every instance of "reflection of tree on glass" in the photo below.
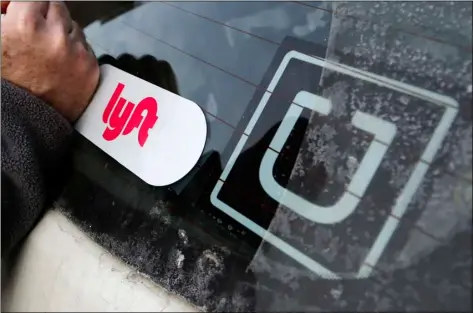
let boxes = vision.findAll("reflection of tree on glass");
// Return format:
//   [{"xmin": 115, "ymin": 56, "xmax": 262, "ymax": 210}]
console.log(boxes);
[{"xmin": 99, "ymin": 54, "xmax": 180, "ymax": 95}]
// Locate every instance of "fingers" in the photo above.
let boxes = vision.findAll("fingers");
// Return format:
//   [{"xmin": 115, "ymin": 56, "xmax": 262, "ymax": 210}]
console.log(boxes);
[
  {"xmin": 46, "ymin": 1, "xmax": 72, "ymax": 34},
  {"xmin": 1, "ymin": 2, "xmax": 49, "ymax": 33},
  {"xmin": 69, "ymin": 20, "xmax": 86, "ymax": 44},
  {"xmin": 69, "ymin": 21, "xmax": 97, "ymax": 66},
  {"xmin": 6, "ymin": 1, "xmax": 49, "ymax": 19},
  {"xmin": 69, "ymin": 20, "xmax": 92, "ymax": 55}
]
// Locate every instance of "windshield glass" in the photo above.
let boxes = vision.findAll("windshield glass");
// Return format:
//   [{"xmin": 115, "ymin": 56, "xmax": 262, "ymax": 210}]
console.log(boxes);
[{"xmin": 60, "ymin": 1, "xmax": 471, "ymax": 311}]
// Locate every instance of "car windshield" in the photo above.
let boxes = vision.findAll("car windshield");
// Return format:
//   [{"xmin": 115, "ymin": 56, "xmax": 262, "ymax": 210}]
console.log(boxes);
[{"xmin": 60, "ymin": 1, "xmax": 471, "ymax": 311}]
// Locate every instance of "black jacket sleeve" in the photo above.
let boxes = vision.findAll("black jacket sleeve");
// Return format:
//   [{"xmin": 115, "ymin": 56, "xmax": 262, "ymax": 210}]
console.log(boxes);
[{"xmin": 1, "ymin": 79, "xmax": 74, "ymax": 256}]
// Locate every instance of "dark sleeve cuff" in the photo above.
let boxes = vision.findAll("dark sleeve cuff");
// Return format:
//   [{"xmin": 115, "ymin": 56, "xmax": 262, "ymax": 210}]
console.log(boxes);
[{"xmin": 1, "ymin": 79, "xmax": 74, "ymax": 255}]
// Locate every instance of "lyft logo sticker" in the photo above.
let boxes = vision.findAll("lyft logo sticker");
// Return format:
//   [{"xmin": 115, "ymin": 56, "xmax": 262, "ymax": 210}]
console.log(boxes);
[
  {"xmin": 102, "ymin": 83, "xmax": 158, "ymax": 147},
  {"xmin": 75, "ymin": 64, "xmax": 207, "ymax": 187}
]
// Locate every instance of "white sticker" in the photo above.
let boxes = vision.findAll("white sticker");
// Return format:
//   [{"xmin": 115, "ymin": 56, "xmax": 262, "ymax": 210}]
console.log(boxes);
[{"xmin": 75, "ymin": 64, "xmax": 207, "ymax": 187}]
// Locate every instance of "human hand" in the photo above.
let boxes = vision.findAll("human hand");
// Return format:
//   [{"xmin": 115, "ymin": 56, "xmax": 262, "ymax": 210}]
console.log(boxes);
[{"xmin": 1, "ymin": 1, "xmax": 100, "ymax": 122}]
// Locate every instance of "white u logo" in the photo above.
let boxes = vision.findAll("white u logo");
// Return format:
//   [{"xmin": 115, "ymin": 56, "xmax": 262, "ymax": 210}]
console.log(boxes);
[
  {"xmin": 259, "ymin": 91, "xmax": 397, "ymax": 224},
  {"xmin": 210, "ymin": 50, "xmax": 458, "ymax": 279}
]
